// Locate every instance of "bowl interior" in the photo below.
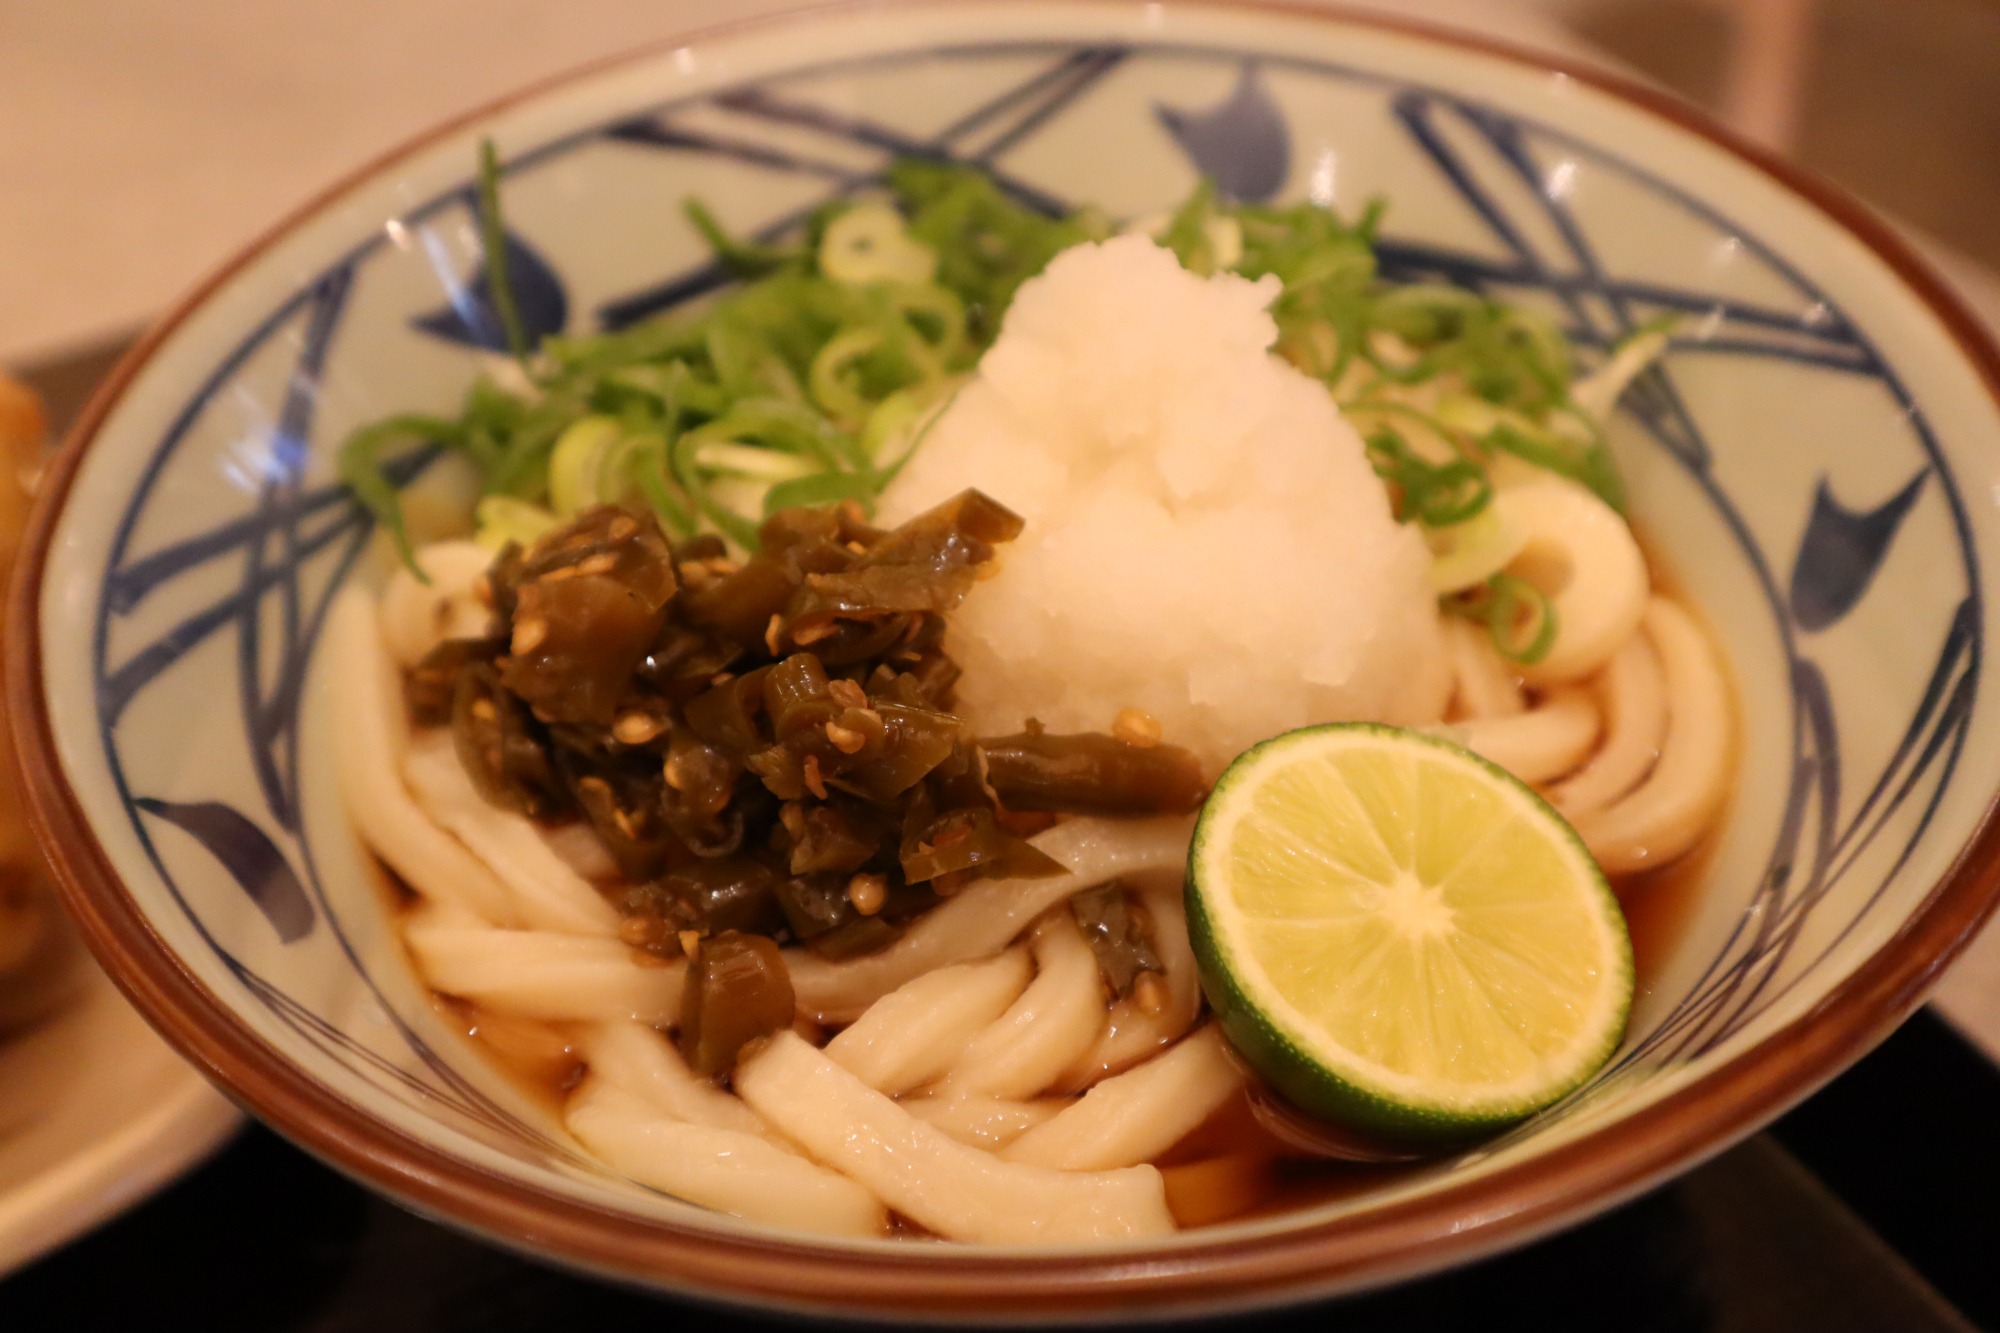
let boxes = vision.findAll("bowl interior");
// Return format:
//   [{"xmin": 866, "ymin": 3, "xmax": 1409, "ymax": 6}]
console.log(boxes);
[{"xmin": 20, "ymin": 0, "xmax": 2000, "ymax": 1313}]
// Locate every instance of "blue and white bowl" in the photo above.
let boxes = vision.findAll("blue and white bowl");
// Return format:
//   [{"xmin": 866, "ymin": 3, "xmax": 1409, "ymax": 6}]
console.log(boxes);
[{"xmin": 14, "ymin": 1, "xmax": 2000, "ymax": 1318}]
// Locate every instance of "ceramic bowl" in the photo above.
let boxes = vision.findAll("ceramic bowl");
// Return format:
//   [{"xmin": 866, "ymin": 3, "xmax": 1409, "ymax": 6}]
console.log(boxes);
[{"xmin": 13, "ymin": 1, "xmax": 2000, "ymax": 1319}]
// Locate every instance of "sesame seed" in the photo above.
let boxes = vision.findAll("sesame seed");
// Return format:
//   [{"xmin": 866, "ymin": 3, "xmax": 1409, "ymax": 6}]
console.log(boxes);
[
  {"xmin": 577, "ymin": 553, "xmax": 617, "ymax": 576},
  {"xmin": 612, "ymin": 712, "xmax": 664, "ymax": 745},
  {"xmin": 764, "ymin": 614, "xmax": 784, "ymax": 656},
  {"xmin": 1112, "ymin": 707, "xmax": 1163, "ymax": 748},
  {"xmin": 1132, "ymin": 972, "xmax": 1168, "ymax": 1016},
  {"xmin": 779, "ymin": 803, "xmax": 806, "ymax": 838},
  {"xmin": 677, "ymin": 930, "xmax": 702, "ymax": 958},
  {"xmin": 847, "ymin": 873, "xmax": 888, "ymax": 916},
  {"xmin": 511, "ymin": 617, "xmax": 547, "ymax": 654}
]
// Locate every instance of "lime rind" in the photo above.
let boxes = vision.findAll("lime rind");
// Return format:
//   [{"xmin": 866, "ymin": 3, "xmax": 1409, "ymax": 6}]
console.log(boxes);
[{"xmin": 1187, "ymin": 723, "xmax": 1633, "ymax": 1143}]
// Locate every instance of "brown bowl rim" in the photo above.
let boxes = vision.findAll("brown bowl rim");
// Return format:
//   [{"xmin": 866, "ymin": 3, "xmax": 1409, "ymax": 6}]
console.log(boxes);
[{"xmin": 13, "ymin": 0, "xmax": 2000, "ymax": 1319}]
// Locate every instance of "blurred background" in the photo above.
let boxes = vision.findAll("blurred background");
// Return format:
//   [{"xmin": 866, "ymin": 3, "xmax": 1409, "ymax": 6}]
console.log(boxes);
[{"xmin": 4, "ymin": 0, "xmax": 1999, "ymax": 369}]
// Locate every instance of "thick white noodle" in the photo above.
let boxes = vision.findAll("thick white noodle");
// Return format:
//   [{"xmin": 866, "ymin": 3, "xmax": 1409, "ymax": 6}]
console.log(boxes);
[
  {"xmin": 401, "ymin": 731, "xmax": 621, "ymax": 937},
  {"xmin": 1446, "ymin": 685, "xmax": 1602, "ymax": 785},
  {"xmin": 578, "ymin": 1023, "xmax": 773, "ymax": 1140},
  {"xmin": 378, "ymin": 540, "xmax": 493, "ymax": 669},
  {"xmin": 1445, "ymin": 615, "xmax": 1526, "ymax": 720},
  {"xmin": 902, "ymin": 1096, "xmax": 1076, "ymax": 1150},
  {"xmin": 565, "ymin": 1078, "xmax": 889, "ymax": 1239},
  {"xmin": 1572, "ymin": 598, "xmax": 1732, "ymax": 874},
  {"xmin": 825, "ymin": 949, "xmax": 1033, "ymax": 1095},
  {"xmin": 1061, "ymin": 876, "xmax": 1202, "ymax": 1086},
  {"xmin": 1571, "ymin": 326, "xmax": 1671, "ymax": 422},
  {"xmin": 541, "ymin": 822, "xmax": 621, "ymax": 883},
  {"xmin": 1505, "ymin": 479, "xmax": 1650, "ymax": 687},
  {"xmin": 404, "ymin": 907, "xmax": 682, "ymax": 1023},
  {"xmin": 1550, "ymin": 632, "xmax": 1668, "ymax": 818},
  {"xmin": 1006, "ymin": 1026, "xmax": 1243, "ymax": 1172},
  {"xmin": 787, "ymin": 816, "xmax": 1195, "ymax": 1023},
  {"xmin": 328, "ymin": 590, "xmax": 519, "ymax": 926},
  {"xmin": 736, "ymin": 1032, "xmax": 1175, "ymax": 1244},
  {"xmin": 934, "ymin": 915, "xmax": 1106, "ymax": 1100}
]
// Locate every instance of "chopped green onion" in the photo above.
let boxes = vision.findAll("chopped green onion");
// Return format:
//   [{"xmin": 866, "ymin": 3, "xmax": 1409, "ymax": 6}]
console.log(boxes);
[
  {"xmin": 886, "ymin": 283, "xmax": 970, "ymax": 365},
  {"xmin": 874, "ymin": 383, "xmax": 962, "ymax": 489},
  {"xmin": 684, "ymin": 198, "xmax": 798, "ymax": 277},
  {"xmin": 547, "ymin": 415, "xmax": 625, "ymax": 515},
  {"xmin": 1446, "ymin": 572, "xmax": 1559, "ymax": 665},
  {"xmin": 474, "ymin": 495, "xmax": 561, "ymax": 550},
  {"xmin": 1161, "ymin": 179, "xmax": 1221, "ymax": 275},
  {"xmin": 613, "ymin": 430, "xmax": 696, "ymax": 537},
  {"xmin": 475, "ymin": 140, "xmax": 529, "ymax": 364},
  {"xmin": 808, "ymin": 326, "xmax": 887, "ymax": 424},
  {"xmin": 819, "ymin": 202, "xmax": 938, "ymax": 285},
  {"xmin": 1425, "ymin": 497, "xmax": 1528, "ymax": 594},
  {"xmin": 1571, "ymin": 315, "xmax": 1678, "ymax": 421},
  {"xmin": 337, "ymin": 413, "xmax": 461, "ymax": 572},
  {"xmin": 669, "ymin": 422, "xmax": 768, "ymax": 551},
  {"xmin": 1365, "ymin": 429, "xmax": 1493, "ymax": 528},
  {"xmin": 1484, "ymin": 423, "xmax": 1625, "ymax": 514},
  {"xmin": 691, "ymin": 439, "xmax": 820, "ymax": 483},
  {"xmin": 762, "ymin": 470, "xmax": 879, "ymax": 515}
]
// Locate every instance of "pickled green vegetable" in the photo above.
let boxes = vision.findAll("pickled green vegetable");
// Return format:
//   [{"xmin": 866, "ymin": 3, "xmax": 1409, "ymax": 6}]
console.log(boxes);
[
  {"xmin": 412, "ymin": 497, "xmax": 1199, "ymax": 974},
  {"xmin": 406, "ymin": 637, "xmax": 503, "ymax": 728},
  {"xmin": 1071, "ymin": 881, "xmax": 1164, "ymax": 999},
  {"xmin": 978, "ymin": 727, "xmax": 1209, "ymax": 817},
  {"xmin": 492, "ymin": 507, "xmax": 677, "ymax": 724},
  {"xmin": 450, "ymin": 661, "xmax": 566, "ymax": 820},
  {"xmin": 678, "ymin": 931, "xmax": 795, "ymax": 1076}
]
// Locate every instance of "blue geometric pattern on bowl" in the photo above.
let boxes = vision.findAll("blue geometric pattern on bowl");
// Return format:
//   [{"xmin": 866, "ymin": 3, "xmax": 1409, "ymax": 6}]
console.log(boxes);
[{"xmin": 87, "ymin": 41, "xmax": 1980, "ymax": 1164}]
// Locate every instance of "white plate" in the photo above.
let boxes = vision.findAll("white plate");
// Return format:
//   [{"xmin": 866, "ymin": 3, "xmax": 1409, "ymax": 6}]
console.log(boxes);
[{"xmin": 0, "ymin": 955, "xmax": 238, "ymax": 1277}]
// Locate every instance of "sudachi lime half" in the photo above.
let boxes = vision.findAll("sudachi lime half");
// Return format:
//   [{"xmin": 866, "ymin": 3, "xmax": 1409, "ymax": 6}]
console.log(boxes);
[{"xmin": 1187, "ymin": 723, "xmax": 1633, "ymax": 1142}]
